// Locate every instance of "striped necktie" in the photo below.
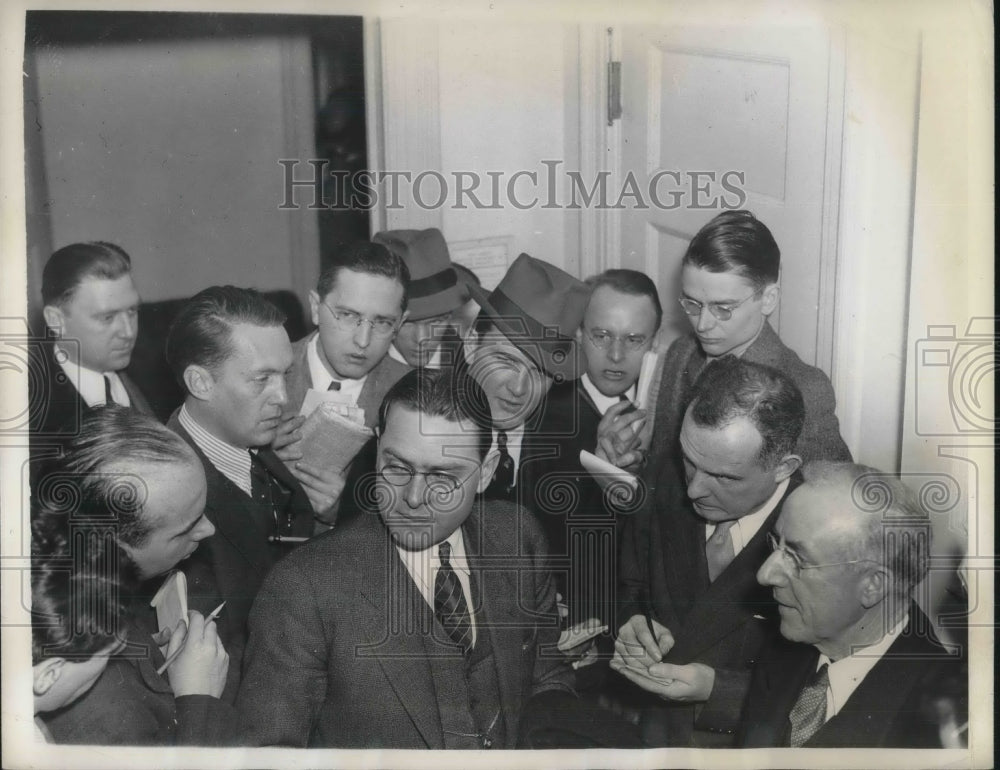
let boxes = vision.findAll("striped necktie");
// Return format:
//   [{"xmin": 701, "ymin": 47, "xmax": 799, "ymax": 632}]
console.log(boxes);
[{"xmin": 435, "ymin": 542, "xmax": 473, "ymax": 653}]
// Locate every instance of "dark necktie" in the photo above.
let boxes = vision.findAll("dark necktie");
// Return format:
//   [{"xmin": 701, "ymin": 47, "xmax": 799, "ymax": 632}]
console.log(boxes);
[
  {"xmin": 328, "ymin": 380, "xmax": 341, "ymax": 391},
  {"xmin": 249, "ymin": 451, "xmax": 291, "ymax": 536},
  {"xmin": 435, "ymin": 542, "xmax": 473, "ymax": 653},
  {"xmin": 789, "ymin": 662, "xmax": 830, "ymax": 747},
  {"xmin": 485, "ymin": 430, "xmax": 515, "ymax": 497},
  {"xmin": 104, "ymin": 374, "xmax": 116, "ymax": 406},
  {"xmin": 705, "ymin": 520, "xmax": 736, "ymax": 582}
]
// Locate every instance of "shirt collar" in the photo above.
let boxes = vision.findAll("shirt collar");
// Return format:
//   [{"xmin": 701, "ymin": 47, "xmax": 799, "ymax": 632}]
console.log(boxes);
[
  {"xmin": 705, "ymin": 477, "xmax": 790, "ymax": 556},
  {"xmin": 580, "ymin": 372, "xmax": 637, "ymax": 415},
  {"xmin": 820, "ymin": 613, "xmax": 909, "ymax": 716},
  {"xmin": 178, "ymin": 403, "xmax": 253, "ymax": 496},
  {"xmin": 54, "ymin": 345, "xmax": 129, "ymax": 408},
  {"xmin": 307, "ymin": 333, "xmax": 367, "ymax": 399}
]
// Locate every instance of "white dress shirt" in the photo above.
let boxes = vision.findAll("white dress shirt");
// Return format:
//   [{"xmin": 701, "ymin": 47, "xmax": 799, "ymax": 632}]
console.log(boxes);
[
  {"xmin": 396, "ymin": 528, "xmax": 477, "ymax": 646},
  {"xmin": 178, "ymin": 403, "xmax": 253, "ymax": 497},
  {"xmin": 54, "ymin": 346, "xmax": 131, "ymax": 407},
  {"xmin": 306, "ymin": 334, "xmax": 366, "ymax": 404},
  {"xmin": 704, "ymin": 477, "xmax": 790, "ymax": 557},
  {"xmin": 580, "ymin": 372, "xmax": 637, "ymax": 416}
]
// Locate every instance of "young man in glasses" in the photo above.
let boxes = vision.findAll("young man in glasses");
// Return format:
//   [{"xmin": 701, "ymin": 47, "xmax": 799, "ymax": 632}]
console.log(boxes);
[
  {"xmin": 237, "ymin": 368, "xmax": 578, "ymax": 748},
  {"xmin": 612, "ymin": 356, "xmax": 804, "ymax": 748},
  {"xmin": 271, "ymin": 240, "xmax": 412, "ymax": 524}
]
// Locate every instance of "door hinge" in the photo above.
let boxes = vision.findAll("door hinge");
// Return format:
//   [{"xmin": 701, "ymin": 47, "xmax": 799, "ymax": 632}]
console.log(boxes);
[{"xmin": 607, "ymin": 60, "xmax": 622, "ymax": 126}]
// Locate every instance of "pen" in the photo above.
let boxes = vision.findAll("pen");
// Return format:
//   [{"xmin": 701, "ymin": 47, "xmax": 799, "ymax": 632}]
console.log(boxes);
[{"xmin": 156, "ymin": 600, "xmax": 226, "ymax": 676}]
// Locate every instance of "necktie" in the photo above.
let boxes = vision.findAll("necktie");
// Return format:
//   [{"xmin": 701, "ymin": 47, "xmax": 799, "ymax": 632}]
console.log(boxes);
[
  {"xmin": 705, "ymin": 520, "xmax": 736, "ymax": 582},
  {"xmin": 485, "ymin": 430, "xmax": 515, "ymax": 497},
  {"xmin": 435, "ymin": 542, "xmax": 473, "ymax": 653},
  {"xmin": 789, "ymin": 663, "xmax": 830, "ymax": 747},
  {"xmin": 104, "ymin": 374, "xmax": 116, "ymax": 406},
  {"xmin": 328, "ymin": 380, "xmax": 341, "ymax": 391},
  {"xmin": 250, "ymin": 451, "xmax": 289, "ymax": 536}
]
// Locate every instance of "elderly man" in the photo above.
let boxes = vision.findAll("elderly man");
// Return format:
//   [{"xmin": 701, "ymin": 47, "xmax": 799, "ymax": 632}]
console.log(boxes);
[
  {"xmin": 521, "ymin": 268, "xmax": 662, "ymax": 628},
  {"xmin": 374, "ymin": 227, "xmax": 467, "ymax": 370},
  {"xmin": 237, "ymin": 368, "xmax": 576, "ymax": 748},
  {"xmin": 34, "ymin": 406, "xmax": 234, "ymax": 745},
  {"xmin": 271, "ymin": 240, "xmax": 411, "ymax": 522},
  {"xmin": 613, "ymin": 356, "xmax": 805, "ymax": 747},
  {"xmin": 164, "ymin": 287, "xmax": 314, "ymax": 674},
  {"xmin": 31, "ymin": 242, "xmax": 152, "ymax": 445},
  {"xmin": 739, "ymin": 462, "xmax": 965, "ymax": 748},
  {"xmin": 463, "ymin": 253, "xmax": 591, "ymax": 504}
]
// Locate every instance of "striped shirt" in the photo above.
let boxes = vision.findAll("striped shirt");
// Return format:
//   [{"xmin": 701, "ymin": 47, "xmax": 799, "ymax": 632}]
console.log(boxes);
[{"xmin": 178, "ymin": 403, "xmax": 253, "ymax": 497}]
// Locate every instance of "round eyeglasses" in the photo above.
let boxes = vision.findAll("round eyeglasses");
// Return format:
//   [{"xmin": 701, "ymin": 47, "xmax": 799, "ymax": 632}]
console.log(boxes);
[
  {"xmin": 378, "ymin": 463, "xmax": 477, "ymax": 498},
  {"xmin": 322, "ymin": 300, "xmax": 399, "ymax": 337},
  {"xmin": 766, "ymin": 532, "xmax": 882, "ymax": 574},
  {"xmin": 584, "ymin": 329, "xmax": 649, "ymax": 351},
  {"xmin": 677, "ymin": 291, "xmax": 760, "ymax": 322}
]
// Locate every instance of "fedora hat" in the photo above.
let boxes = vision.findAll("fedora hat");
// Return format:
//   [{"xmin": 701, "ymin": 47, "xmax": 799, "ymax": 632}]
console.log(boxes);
[
  {"xmin": 372, "ymin": 228, "xmax": 466, "ymax": 320},
  {"xmin": 469, "ymin": 253, "xmax": 591, "ymax": 381}
]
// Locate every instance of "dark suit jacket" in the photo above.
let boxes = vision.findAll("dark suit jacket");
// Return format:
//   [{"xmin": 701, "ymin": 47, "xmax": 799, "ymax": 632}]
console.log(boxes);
[
  {"xmin": 166, "ymin": 411, "xmax": 313, "ymax": 671},
  {"xmin": 236, "ymin": 499, "xmax": 576, "ymax": 748},
  {"xmin": 617, "ymin": 474, "xmax": 802, "ymax": 747},
  {"xmin": 284, "ymin": 331, "xmax": 411, "ymax": 428},
  {"xmin": 739, "ymin": 604, "xmax": 964, "ymax": 748},
  {"xmin": 29, "ymin": 342, "xmax": 153, "ymax": 450},
  {"xmin": 40, "ymin": 608, "xmax": 237, "ymax": 745}
]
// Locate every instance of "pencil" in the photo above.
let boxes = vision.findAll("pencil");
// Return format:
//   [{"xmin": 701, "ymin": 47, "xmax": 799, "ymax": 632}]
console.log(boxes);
[{"xmin": 156, "ymin": 601, "xmax": 226, "ymax": 676}]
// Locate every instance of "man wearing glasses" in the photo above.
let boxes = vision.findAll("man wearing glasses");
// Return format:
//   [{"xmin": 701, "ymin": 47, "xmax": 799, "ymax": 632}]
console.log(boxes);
[
  {"xmin": 272, "ymin": 240, "xmax": 412, "ymax": 522},
  {"xmin": 739, "ymin": 462, "xmax": 964, "ymax": 748},
  {"xmin": 237, "ymin": 368, "xmax": 577, "ymax": 748},
  {"xmin": 612, "ymin": 356, "xmax": 805, "ymax": 747}
]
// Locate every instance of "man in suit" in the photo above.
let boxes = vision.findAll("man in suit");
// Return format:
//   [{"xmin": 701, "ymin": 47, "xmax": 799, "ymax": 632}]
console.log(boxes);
[
  {"xmin": 463, "ymin": 253, "xmax": 591, "ymax": 508},
  {"xmin": 374, "ymin": 227, "xmax": 468, "ymax": 370},
  {"xmin": 164, "ymin": 287, "xmax": 314, "ymax": 676},
  {"xmin": 35, "ymin": 407, "xmax": 234, "ymax": 745},
  {"xmin": 739, "ymin": 462, "xmax": 965, "ymax": 748},
  {"xmin": 237, "ymin": 368, "xmax": 577, "ymax": 748},
  {"xmin": 30, "ymin": 242, "xmax": 153, "ymax": 454},
  {"xmin": 612, "ymin": 356, "xmax": 805, "ymax": 747},
  {"xmin": 271, "ymin": 240, "xmax": 411, "ymax": 524},
  {"xmin": 521, "ymin": 269, "xmax": 662, "ymax": 629}
]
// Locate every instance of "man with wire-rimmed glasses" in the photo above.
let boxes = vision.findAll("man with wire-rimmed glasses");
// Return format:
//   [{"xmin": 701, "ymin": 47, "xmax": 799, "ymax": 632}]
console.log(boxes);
[{"xmin": 237, "ymin": 367, "xmax": 579, "ymax": 749}]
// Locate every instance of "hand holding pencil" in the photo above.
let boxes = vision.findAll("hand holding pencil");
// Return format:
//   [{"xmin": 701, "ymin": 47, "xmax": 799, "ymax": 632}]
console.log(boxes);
[{"xmin": 159, "ymin": 603, "xmax": 229, "ymax": 699}]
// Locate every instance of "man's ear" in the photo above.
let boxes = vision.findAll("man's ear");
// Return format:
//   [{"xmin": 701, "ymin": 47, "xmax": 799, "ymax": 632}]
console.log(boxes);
[
  {"xmin": 32, "ymin": 658, "xmax": 64, "ymax": 696},
  {"xmin": 476, "ymin": 452, "xmax": 501, "ymax": 494},
  {"xmin": 859, "ymin": 566, "xmax": 891, "ymax": 609},
  {"xmin": 42, "ymin": 305, "xmax": 65, "ymax": 337},
  {"xmin": 308, "ymin": 290, "xmax": 321, "ymax": 328},
  {"xmin": 182, "ymin": 364, "xmax": 214, "ymax": 402},
  {"xmin": 761, "ymin": 283, "xmax": 780, "ymax": 316},
  {"xmin": 772, "ymin": 453, "xmax": 802, "ymax": 484},
  {"xmin": 394, "ymin": 310, "xmax": 410, "ymax": 339}
]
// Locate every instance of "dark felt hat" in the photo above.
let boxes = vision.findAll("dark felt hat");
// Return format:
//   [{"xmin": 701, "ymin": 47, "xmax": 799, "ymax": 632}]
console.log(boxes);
[
  {"xmin": 469, "ymin": 253, "xmax": 591, "ymax": 381},
  {"xmin": 372, "ymin": 228, "xmax": 466, "ymax": 320}
]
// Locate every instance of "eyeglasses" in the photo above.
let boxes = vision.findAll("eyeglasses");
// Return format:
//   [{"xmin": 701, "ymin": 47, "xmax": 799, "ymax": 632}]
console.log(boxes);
[
  {"xmin": 584, "ymin": 329, "xmax": 650, "ymax": 351},
  {"xmin": 322, "ymin": 300, "xmax": 399, "ymax": 337},
  {"xmin": 677, "ymin": 291, "xmax": 760, "ymax": 321},
  {"xmin": 766, "ymin": 532, "xmax": 882, "ymax": 574},
  {"xmin": 378, "ymin": 462, "xmax": 478, "ymax": 498}
]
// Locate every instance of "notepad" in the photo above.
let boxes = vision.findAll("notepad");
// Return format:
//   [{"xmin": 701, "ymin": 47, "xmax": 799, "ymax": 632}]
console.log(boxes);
[{"xmin": 150, "ymin": 571, "xmax": 188, "ymax": 655}]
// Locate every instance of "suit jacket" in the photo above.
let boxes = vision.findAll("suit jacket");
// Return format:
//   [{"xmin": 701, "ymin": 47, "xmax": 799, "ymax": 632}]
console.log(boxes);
[
  {"xmin": 617, "ymin": 473, "xmax": 803, "ymax": 747},
  {"xmin": 284, "ymin": 331, "xmax": 411, "ymax": 428},
  {"xmin": 739, "ymin": 604, "xmax": 964, "ymax": 748},
  {"xmin": 29, "ymin": 342, "xmax": 153, "ymax": 451},
  {"xmin": 236, "ymin": 499, "xmax": 576, "ymax": 748},
  {"xmin": 40, "ymin": 608, "xmax": 237, "ymax": 746},
  {"xmin": 166, "ymin": 411, "xmax": 313, "ymax": 671}
]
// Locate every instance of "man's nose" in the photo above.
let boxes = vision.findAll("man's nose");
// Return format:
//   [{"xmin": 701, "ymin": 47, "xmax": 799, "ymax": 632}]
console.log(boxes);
[
  {"xmin": 194, "ymin": 516, "xmax": 216, "ymax": 541},
  {"xmin": 354, "ymin": 320, "xmax": 372, "ymax": 348},
  {"xmin": 696, "ymin": 307, "xmax": 716, "ymax": 333},
  {"xmin": 756, "ymin": 551, "xmax": 784, "ymax": 586},
  {"xmin": 403, "ymin": 476, "xmax": 425, "ymax": 509},
  {"xmin": 686, "ymin": 469, "xmax": 709, "ymax": 500},
  {"xmin": 270, "ymin": 377, "xmax": 289, "ymax": 407},
  {"xmin": 607, "ymin": 337, "xmax": 625, "ymax": 363},
  {"xmin": 117, "ymin": 311, "xmax": 137, "ymax": 340},
  {"xmin": 507, "ymin": 366, "xmax": 530, "ymax": 396}
]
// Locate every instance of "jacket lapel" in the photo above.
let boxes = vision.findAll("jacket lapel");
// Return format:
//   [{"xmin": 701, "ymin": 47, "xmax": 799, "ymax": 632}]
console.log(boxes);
[
  {"xmin": 284, "ymin": 335, "xmax": 314, "ymax": 417},
  {"xmin": 119, "ymin": 371, "xmax": 154, "ymax": 416}
]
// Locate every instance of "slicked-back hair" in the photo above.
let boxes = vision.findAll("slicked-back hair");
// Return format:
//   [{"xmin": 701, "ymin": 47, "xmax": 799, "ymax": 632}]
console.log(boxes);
[
  {"xmin": 31, "ymin": 509, "xmax": 124, "ymax": 663},
  {"xmin": 378, "ymin": 368, "xmax": 494, "ymax": 461},
  {"xmin": 316, "ymin": 240, "xmax": 410, "ymax": 313},
  {"xmin": 165, "ymin": 285, "xmax": 286, "ymax": 385},
  {"xmin": 687, "ymin": 356, "xmax": 805, "ymax": 468},
  {"xmin": 42, "ymin": 241, "xmax": 133, "ymax": 308},
  {"xmin": 34, "ymin": 405, "xmax": 198, "ymax": 551},
  {"xmin": 682, "ymin": 210, "xmax": 780, "ymax": 291},
  {"xmin": 802, "ymin": 461, "xmax": 931, "ymax": 596},
  {"xmin": 585, "ymin": 268, "xmax": 663, "ymax": 331}
]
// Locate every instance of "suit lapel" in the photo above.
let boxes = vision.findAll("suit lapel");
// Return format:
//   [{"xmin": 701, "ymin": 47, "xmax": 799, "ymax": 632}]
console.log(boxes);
[
  {"xmin": 284, "ymin": 335, "xmax": 314, "ymax": 417},
  {"xmin": 119, "ymin": 371, "xmax": 154, "ymax": 416},
  {"xmin": 357, "ymin": 526, "xmax": 444, "ymax": 749}
]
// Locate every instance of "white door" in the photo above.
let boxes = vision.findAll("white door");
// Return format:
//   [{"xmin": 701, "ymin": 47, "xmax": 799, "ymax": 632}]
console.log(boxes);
[{"xmin": 614, "ymin": 24, "xmax": 844, "ymax": 370}]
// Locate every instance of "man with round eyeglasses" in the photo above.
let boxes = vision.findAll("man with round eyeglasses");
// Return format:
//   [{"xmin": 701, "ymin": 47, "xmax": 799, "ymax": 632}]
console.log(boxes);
[
  {"xmin": 739, "ymin": 462, "xmax": 965, "ymax": 748},
  {"xmin": 237, "ymin": 368, "xmax": 579, "ymax": 749}
]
